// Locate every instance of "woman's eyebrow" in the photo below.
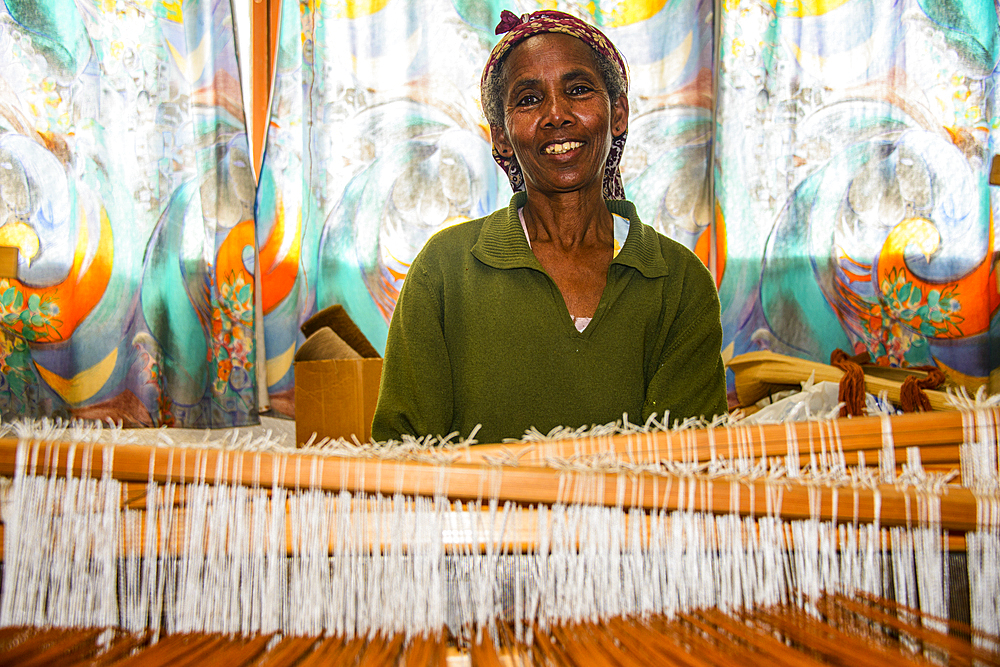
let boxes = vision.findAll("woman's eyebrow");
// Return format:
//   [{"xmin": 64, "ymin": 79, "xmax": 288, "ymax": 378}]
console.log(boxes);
[
  {"xmin": 508, "ymin": 77, "xmax": 541, "ymax": 95},
  {"xmin": 560, "ymin": 68, "xmax": 598, "ymax": 83},
  {"xmin": 509, "ymin": 69, "xmax": 598, "ymax": 96}
]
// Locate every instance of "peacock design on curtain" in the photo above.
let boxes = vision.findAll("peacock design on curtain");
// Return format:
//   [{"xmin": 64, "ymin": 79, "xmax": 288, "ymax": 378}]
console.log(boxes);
[
  {"xmin": 715, "ymin": 0, "xmax": 999, "ymax": 401},
  {"xmin": 0, "ymin": 0, "xmax": 258, "ymax": 426}
]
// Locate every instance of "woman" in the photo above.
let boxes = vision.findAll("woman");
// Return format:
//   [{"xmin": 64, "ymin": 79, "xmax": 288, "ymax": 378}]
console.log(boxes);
[{"xmin": 371, "ymin": 10, "xmax": 727, "ymax": 443}]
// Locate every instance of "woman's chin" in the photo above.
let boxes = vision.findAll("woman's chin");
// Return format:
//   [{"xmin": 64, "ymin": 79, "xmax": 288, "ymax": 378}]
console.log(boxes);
[{"xmin": 527, "ymin": 173, "xmax": 606, "ymax": 197}]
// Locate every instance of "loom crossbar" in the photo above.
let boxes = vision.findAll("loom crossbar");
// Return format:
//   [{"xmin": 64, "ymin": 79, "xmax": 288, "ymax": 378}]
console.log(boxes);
[
  {"xmin": 0, "ymin": 436, "xmax": 984, "ymax": 531},
  {"xmin": 463, "ymin": 410, "xmax": 991, "ymax": 468}
]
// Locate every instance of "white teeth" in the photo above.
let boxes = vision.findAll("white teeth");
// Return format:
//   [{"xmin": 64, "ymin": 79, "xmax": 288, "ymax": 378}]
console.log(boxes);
[{"xmin": 544, "ymin": 141, "xmax": 582, "ymax": 155}]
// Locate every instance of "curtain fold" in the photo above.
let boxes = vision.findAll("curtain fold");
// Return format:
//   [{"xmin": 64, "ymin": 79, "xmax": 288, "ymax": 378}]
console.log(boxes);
[{"xmin": 0, "ymin": 0, "xmax": 258, "ymax": 426}]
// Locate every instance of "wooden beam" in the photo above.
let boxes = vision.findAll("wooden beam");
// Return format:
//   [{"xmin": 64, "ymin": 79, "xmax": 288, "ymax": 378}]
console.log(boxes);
[{"xmin": 0, "ymin": 437, "xmax": 986, "ymax": 532}]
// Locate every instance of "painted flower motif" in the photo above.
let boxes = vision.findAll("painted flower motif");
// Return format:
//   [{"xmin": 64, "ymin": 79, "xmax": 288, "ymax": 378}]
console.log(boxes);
[
  {"xmin": 219, "ymin": 272, "xmax": 254, "ymax": 324},
  {"xmin": 132, "ymin": 338, "xmax": 175, "ymax": 427},
  {"xmin": 0, "ymin": 327, "xmax": 38, "ymax": 414},
  {"xmin": 158, "ymin": 391, "xmax": 175, "ymax": 427},
  {"xmin": 208, "ymin": 271, "xmax": 255, "ymax": 400},
  {"xmin": 0, "ymin": 281, "xmax": 62, "ymax": 342},
  {"xmin": 0, "ymin": 334, "xmax": 15, "ymax": 373},
  {"xmin": 218, "ymin": 358, "xmax": 233, "ymax": 383},
  {"xmin": 852, "ymin": 265, "xmax": 962, "ymax": 367},
  {"xmin": 879, "ymin": 267, "xmax": 963, "ymax": 339}
]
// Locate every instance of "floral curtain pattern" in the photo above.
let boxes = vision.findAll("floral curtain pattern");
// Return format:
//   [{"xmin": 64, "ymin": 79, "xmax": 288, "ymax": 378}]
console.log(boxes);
[
  {"xmin": 715, "ymin": 0, "xmax": 999, "ymax": 398},
  {"xmin": 0, "ymin": 0, "xmax": 258, "ymax": 426},
  {"xmin": 3, "ymin": 0, "xmax": 997, "ymax": 425}
]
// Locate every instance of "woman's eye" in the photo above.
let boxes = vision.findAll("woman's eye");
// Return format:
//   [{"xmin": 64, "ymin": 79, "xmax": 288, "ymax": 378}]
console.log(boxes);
[
  {"xmin": 570, "ymin": 85, "xmax": 592, "ymax": 95},
  {"xmin": 516, "ymin": 94, "xmax": 539, "ymax": 106}
]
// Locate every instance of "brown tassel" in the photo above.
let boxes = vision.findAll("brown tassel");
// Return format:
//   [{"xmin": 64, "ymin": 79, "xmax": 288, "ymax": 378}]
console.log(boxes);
[
  {"xmin": 830, "ymin": 349, "xmax": 868, "ymax": 417},
  {"xmin": 899, "ymin": 367, "xmax": 946, "ymax": 412}
]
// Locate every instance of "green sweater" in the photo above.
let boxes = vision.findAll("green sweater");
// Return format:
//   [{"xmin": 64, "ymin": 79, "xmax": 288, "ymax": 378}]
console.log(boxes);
[{"xmin": 371, "ymin": 192, "xmax": 728, "ymax": 444}]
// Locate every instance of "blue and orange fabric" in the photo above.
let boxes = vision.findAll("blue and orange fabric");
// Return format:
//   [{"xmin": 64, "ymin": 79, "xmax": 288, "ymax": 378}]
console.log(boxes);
[
  {"xmin": 2, "ymin": 0, "xmax": 997, "ymax": 425},
  {"xmin": 715, "ymin": 0, "xmax": 999, "ymax": 398},
  {"xmin": 0, "ymin": 0, "xmax": 257, "ymax": 426}
]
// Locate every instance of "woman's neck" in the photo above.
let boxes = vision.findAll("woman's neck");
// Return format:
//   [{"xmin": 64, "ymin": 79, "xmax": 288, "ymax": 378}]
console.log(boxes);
[{"xmin": 521, "ymin": 186, "xmax": 613, "ymax": 252}]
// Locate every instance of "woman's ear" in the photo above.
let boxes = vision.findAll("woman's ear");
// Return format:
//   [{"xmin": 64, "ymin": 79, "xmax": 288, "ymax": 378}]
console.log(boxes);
[
  {"xmin": 611, "ymin": 93, "xmax": 629, "ymax": 138},
  {"xmin": 490, "ymin": 125, "xmax": 513, "ymax": 157}
]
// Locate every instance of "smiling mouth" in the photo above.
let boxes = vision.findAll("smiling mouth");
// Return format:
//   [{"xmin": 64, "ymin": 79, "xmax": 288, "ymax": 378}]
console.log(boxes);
[{"xmin": 544, "ymin": 141, "xmax": 583, "ymax": 155}]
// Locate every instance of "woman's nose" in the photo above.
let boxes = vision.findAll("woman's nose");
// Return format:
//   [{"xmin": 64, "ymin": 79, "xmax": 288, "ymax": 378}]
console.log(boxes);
[{"xmin": 541, "ymin": 93, "xmax": 572, "ymax": 127}]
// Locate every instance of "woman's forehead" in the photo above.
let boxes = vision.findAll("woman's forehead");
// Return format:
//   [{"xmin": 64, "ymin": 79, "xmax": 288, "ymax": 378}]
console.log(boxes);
[{"xmin": 503, "ymin": 34, "xmax": 602, "ymax": 85}]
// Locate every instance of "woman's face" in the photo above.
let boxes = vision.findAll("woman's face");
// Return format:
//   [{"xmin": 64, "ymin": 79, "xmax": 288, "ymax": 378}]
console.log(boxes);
[{"xmin": 491, "ymin": 33, "xmax": 628, "ymax": 197}]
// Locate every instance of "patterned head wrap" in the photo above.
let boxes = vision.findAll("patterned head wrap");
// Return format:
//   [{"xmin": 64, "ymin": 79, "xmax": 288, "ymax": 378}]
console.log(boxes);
[{"xmin": 481, "ymin": 10, "xmax": 629, "ymax": 199}]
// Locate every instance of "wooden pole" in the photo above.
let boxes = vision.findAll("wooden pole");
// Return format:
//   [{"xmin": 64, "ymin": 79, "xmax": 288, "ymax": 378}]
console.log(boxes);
[{"xmin": 0, "ymin": 437, "xmax": 985, "ymax": 532}]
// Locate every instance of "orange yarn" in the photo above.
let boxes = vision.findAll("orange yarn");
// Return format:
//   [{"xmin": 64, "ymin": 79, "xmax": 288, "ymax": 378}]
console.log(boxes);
[
  {"xmin": 830, "ymin": 350, "xmax": 868, "ymax": 417},
  {"xmin": 899, "ymin": 367, "xmax": 946, "ymax": 412},
  {"xmin": 831, "ymin": 349, "xmax": 946, "ymax": 415}
]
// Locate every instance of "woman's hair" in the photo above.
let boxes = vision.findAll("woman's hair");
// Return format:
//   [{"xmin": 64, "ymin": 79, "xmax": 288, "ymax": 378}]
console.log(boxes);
[{"xmin": 481, "ymin": 41, "xmax": 627, "ymax": 130}]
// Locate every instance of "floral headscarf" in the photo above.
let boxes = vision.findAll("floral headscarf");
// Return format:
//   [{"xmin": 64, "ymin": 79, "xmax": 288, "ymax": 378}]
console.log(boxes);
[{"xmin": 481, "ymin": 10, "xmax": 630, "ymax": 200}]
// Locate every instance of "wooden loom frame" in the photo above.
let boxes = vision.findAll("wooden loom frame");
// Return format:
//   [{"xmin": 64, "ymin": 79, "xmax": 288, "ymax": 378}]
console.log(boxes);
[{"xmin": 0, "ymin": 409, "xmax": 993, "ymax": 538}]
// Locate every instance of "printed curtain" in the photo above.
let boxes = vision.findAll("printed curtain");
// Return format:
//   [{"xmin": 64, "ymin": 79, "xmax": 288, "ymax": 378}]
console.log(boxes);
[
  {"xmin": 715, "ymin": 0, "xmax": 999, "ymax": 396},
  {"xmin": 0, "ymin": 0, "xmax": 258, "ymax": 426},
  {"xmin": 2, "ymin": 0, "xmax": 997, "ymax": 426}
]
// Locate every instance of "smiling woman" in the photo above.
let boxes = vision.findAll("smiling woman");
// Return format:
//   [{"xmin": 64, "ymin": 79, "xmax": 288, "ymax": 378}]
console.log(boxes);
[{"xmin": 371, "ymin": 10, "xmax": 727, "ymax": 444}]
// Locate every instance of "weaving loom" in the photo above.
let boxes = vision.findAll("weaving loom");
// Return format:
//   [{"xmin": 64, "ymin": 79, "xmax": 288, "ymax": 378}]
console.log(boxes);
[{"xmin": 0, "ymin": 406, "xmax": 998, "ymax": 665}]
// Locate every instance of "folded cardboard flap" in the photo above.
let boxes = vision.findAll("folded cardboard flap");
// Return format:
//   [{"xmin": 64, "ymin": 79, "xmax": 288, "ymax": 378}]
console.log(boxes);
[{"xmin": 294, "ymin": 306, "xmax": 382, "ymax": 446}]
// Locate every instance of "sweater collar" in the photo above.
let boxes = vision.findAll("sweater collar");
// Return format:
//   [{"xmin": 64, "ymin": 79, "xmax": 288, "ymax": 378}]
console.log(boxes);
[{"xmin": 471, "ymin": 192, "xmax": 670, "ymax": 279}]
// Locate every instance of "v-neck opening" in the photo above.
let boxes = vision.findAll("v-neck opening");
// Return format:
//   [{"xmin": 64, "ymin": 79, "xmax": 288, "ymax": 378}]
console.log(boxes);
[
  {"xmin": 518, "ymin": 206, "xmax": 629, "ymax": 337},
  {"xmin": 546, "ymin": 263, "xmax": 627, "ymax": 339}
]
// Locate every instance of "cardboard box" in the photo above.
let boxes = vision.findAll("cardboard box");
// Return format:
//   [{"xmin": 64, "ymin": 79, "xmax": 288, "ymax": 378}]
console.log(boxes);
[
  {"xmin": 293, "ymin": 305, "xmax": 382, "ymax": 445},
  {"xmin": 294, "ymin": 357, "xmax": 383, "ymax": 445}
]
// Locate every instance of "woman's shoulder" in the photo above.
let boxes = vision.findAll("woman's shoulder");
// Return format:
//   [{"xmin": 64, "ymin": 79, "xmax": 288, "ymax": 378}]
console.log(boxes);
[
  {"xmin": 415, "ymin": 211, "xmax": 495, "ymax": 258},
  {"xmin": 407, "ymin": 205, "xmax": 511, "ymax": 277},
  {"xmin": 609, "ymin": 200, "xmax": 713, "ymax": 286}
]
